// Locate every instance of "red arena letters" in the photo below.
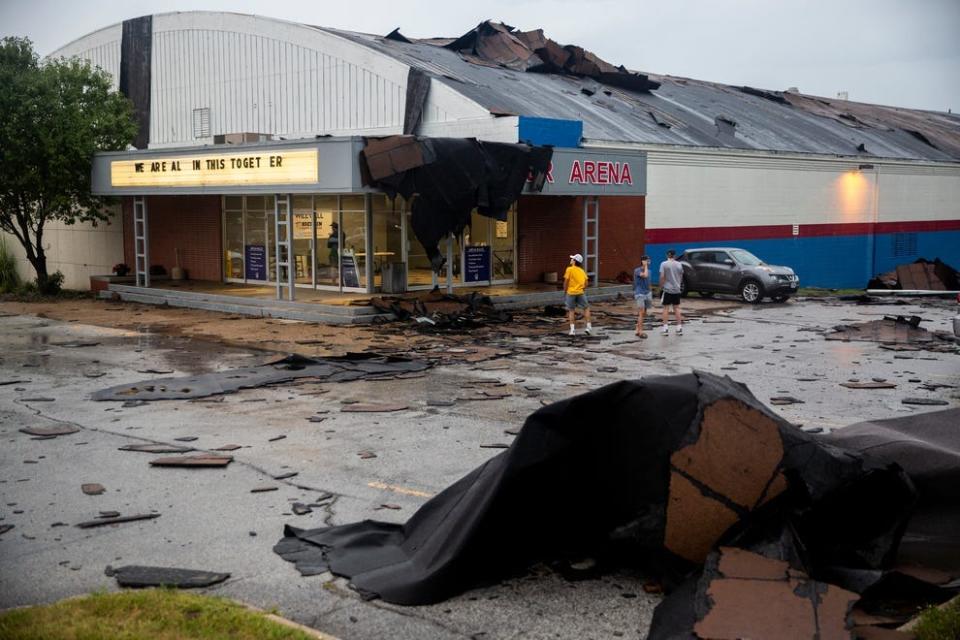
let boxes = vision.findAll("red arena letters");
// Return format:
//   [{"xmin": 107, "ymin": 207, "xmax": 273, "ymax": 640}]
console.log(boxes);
[{"xmin": 568, "ymin": 160, "xmax": 633, "ymax": 185}]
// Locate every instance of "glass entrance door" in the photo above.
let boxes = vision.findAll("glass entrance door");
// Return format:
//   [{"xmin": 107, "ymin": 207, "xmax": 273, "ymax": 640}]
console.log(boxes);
[
  {"xmin": 405, "ymin": 210, "xmax": 436, "ymax": 290},
  {"xmin": 291, "ymin": 196, "xmax": 314, "ymax": 287},
  {"xmin": 315, "ymin": 196, "xmax": 339, "ymax": 288},
  {"xmin": 445, "ymin": 233, "xmax": 464, "ymax": 289}
]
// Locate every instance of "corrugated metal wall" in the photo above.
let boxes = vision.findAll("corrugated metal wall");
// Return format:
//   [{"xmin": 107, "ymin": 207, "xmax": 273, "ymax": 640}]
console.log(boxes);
[
  {"xmin": 51, "ymin": 13, "xmax": 414, "ymax": 147},
  {"xmin": 150, "ymin": 23, "xmax": 406, "ymax": 145},
  {"xmin": 50, "ymin": 29, "xmax": 122, "ymax": 91}
]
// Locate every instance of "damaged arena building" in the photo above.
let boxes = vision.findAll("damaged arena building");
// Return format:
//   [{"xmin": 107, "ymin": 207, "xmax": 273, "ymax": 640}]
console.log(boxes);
[{"xmin": 12, "ymin": 11, "xmax": 960, "ymax": 301}]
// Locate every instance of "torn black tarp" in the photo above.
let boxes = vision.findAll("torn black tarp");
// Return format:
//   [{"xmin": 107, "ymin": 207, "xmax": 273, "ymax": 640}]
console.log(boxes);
[
  {"xmin": 275, "ymin": 372, "xmax": 960, "ymax": 637},
  {"xmin": 823, "ymin": 408, "xmax": 960, "ymax": 576},
  {"xmin": 92, "ymin": 353, "xmax": 431, "ymax": 401},
  {"xmin": 360, "ymin": 136, "xmax": 551, "ymax": 271}
]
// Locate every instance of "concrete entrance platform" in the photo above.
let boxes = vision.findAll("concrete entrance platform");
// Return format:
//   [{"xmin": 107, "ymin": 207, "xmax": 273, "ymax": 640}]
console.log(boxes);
[{"xmin": 99, "ymin": 281, "xmax": 632, "ymax": 324}]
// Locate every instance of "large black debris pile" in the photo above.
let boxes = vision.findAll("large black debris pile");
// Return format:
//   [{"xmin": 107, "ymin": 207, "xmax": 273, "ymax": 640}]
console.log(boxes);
[
  {"xmin": 370, "ymin": 291, "xmax": 511, "ymax": 330},
  {"xmin": 868, "ymin": 258, "xmax": 960, "ymax": 291},
  {"xmin": 359, "ymin": 136, "xmax": 551, "ymax": 271},
  {"xmin": 275, "ymin": 372, "xmax": 959, "ymax": 638},
  {"xmin": 91, "ymin": 353, "xmax": 431, "ymax": 401},
  {"xmin": 825, "ymin": 314, "xmax": 959, "ymax": 353}
]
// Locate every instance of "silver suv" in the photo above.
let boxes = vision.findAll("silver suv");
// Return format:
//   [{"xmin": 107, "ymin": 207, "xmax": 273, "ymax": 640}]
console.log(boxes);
[{"xmin": 676, "ymin": 247, "xmax": 799, "ymax": 303}]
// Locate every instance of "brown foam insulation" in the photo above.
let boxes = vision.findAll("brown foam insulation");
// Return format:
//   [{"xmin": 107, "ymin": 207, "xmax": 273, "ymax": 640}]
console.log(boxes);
[
  {"xmin": 716, "ymin": 546, "xmax": 789, "ymax": 580},
  {"xmin": 664, "ymin": 471, "xmax": 740, "ymax": 563},
  {"xmin": 695, "ymin": 548, "xmax": 860, "ymax": 640},
  {"xmin": 672, "ymin": 399, "xmax": 785, "ymax": 509},
  {"xmin": 694, "ymin": 578, "xmax": 818, "ymax": 639},
  {"xmin": 817, "ymin": 583, "xmax": 860, "ymax": 640}
]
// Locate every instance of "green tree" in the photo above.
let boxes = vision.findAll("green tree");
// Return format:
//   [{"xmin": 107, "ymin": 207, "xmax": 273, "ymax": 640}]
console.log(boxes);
[{"xmin": 0, "ymin": 37, "xmax": 137, "ymax": 287}]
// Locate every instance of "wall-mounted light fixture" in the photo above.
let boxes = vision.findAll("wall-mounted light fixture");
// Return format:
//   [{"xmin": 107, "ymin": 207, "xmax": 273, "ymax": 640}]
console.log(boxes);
[{"xmin": 858, "ymin": 164, "xmax": 875, "ymax": 171}]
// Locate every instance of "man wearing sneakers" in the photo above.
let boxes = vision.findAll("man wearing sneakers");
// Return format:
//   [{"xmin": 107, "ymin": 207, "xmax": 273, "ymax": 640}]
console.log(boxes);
[
  {"xmin": 563, "ymin": 253, "xmax": 592, "ymax": 336},
  {"xmin": 659, "ymin": 249, "xmax": 684, "ymax": 335}
]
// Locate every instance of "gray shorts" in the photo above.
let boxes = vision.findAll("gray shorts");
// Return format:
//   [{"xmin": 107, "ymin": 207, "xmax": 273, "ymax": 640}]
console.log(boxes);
[
  {"xmin": 565, "ymin": 293, "xmax": 589, "ymax": 310},
  {"xmin": 634, "ymin": 293, "xmax": 652, "ymax": 310}
]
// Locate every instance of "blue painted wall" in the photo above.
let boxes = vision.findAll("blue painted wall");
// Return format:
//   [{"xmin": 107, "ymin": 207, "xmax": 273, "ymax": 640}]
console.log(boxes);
[
  {"xmin": 518, "ymin": 116, "xmax": 583, "ymax": 148},
  {"xmin": 645, "ymin": 229, "xmax": 960, "ymax": 289}
]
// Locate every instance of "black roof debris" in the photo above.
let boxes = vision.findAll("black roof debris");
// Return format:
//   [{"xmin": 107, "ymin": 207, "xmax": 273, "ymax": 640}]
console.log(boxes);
[
  {"xmin": 275, "ymin": 372, "xmax": 959, "ymax": 638},
  {"xmin": 92, "ymin": 353, "xmax": 432, "ymax": 401}
]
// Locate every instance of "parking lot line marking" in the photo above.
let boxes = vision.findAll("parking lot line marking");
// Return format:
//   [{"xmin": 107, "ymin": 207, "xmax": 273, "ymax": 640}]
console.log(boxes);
[{"xmin": 368, "ymin": 481, "xmax": 434, "ymax": 498}]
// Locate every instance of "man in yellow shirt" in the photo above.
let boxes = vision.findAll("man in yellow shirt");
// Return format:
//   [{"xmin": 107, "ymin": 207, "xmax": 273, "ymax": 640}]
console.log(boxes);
[{"xmin": 563, "ymin": 253, "xmax": 592, "ymax": 335}]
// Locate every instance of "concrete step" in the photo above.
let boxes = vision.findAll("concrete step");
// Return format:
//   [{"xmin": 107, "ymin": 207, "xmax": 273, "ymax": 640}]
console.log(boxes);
[
  {"xmin": 106, "ymin": 284, "xmax": 377, "ymax": 317},
  {"xmin": 98, "ymin": 289, "xmax": 389, "ymax": 325},
  {"xmin": 492, "ymin": 285, "xmax": 632, "ymax": 310}
]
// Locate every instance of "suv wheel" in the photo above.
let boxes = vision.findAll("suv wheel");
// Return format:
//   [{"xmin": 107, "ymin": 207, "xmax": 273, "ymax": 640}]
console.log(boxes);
[
  {"xmin": 679, "ymin": 277, "xmax": 689, "ymax": 298},
  {"xmin": 739, "ymin": 279, "xmax": 763, "ymax": 304}
]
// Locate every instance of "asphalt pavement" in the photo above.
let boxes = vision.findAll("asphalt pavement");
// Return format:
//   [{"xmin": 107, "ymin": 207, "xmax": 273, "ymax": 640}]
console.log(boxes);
[{"xmin": 1, "ymin": 297, "xmax": 957, "ymax": 639}]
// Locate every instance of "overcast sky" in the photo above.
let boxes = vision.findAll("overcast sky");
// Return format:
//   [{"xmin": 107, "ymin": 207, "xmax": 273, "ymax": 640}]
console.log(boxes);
[{"xmin": 2, "ymin": 0, "xmax": 958, "ymax": 112}]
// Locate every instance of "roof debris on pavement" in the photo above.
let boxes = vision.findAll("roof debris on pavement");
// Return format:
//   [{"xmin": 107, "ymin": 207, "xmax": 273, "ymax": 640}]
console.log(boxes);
[{"xmin": 275, "ymin": 373, "xmax": 960, "ymax": 639}]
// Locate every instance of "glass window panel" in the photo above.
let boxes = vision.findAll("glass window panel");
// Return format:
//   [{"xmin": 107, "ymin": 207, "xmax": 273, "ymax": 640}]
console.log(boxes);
[
  {"xmin": 224, "ymin": 211, "xmax": 244, "ymax": 279},
  {"xmin": 243, "ymin": 209, "xmax": 267, "ymax": 282},
  {"xmin": 466, "ymin": 210, "xmax": 492, "ymax": 284},
  {"xmin": 315, "ymin": 196, "xmax": 338, "ymax": 287},
  {"xmin": 224, "ymin": 195, "xmax": 243, "ymax": 211},
  {"xmin": 267, "ymin": 210, "xmax": 276, "ymax": 281},
  {"xmin": 341, "ymin": 209, "xmax": 366, "ymax": 289},
  {"xmin": 246, "ymin": 195, "xmax": 265, "ymax": 211},
  {"xmin": 372, "ymin": 196, "xmax": 402, "ymax": 288},
  {"xmin": 405, "ymin": 209, "xmax": 433, "ymax": 288},
  {"xmin": 340, "ymin": 195, "xmax": 364, "ymax": 211},
  {"xmin": 492, "ymin": 204, "xmax": 515, "ymax": 281},
  {"xmin": 292, "ymin": 195, "xmax": 314, "ymax": 286},
  {"xmin": 448, "ymin": 232, "xmax": 463, "ymax": 286}
]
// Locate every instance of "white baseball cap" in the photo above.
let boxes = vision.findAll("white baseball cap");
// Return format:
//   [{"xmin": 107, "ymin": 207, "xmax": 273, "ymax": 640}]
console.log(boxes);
[{"xmin": 570, "ymin": 253, "xmax": 583, "ymax": 263}]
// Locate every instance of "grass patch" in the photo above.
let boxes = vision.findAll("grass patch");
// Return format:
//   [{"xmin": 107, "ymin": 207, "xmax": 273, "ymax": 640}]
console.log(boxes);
[
  {"xmin": 0, "ymin": 589, "xmax": 320, "ymax": 640},
  {"xmin": 0, "ymin": 288, "xmax": 93, "ymax": 303},
  {"xmin": 914, "ymin": 597, "xmax": 960, "ymax": 640},
  {"xmin": 796, "ymin": 287, "xmax": 866, "ymax": 297},
  {"xmin": 0, "ymin": 238, "xmax": 22, "ymax": 294}
]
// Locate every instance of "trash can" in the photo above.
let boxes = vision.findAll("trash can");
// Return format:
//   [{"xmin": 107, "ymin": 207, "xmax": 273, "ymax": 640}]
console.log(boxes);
[{"xmin": 382, "ymin": 262, "xmax": 407, "ymax": 293}]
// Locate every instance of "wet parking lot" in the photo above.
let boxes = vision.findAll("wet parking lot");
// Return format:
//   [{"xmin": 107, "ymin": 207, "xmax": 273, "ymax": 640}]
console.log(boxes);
[{"xmin": 1, "ymin": 297, "xmax": 957, "ymax": 639}]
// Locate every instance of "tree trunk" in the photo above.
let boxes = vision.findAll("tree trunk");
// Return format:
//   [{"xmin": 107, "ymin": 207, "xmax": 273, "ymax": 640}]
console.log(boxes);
[
  {"xmin": 9, "ymin": 207, "xmax": 48, "ymax": 283},
  {"xmin": 32, "ymin": 245, "xmax": 48, "ymax": 282}
]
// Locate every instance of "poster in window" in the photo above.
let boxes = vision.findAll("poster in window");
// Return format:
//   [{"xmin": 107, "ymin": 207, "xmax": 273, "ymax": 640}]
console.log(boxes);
[
  {"xmin": 292, "ymin": 212, "xmax": 313, "ymax": 239},
  {"xmin": 465, "ymin": 245, "xmax": 491, "ymax": 282},
  {"xmin": 245, "ymin": 245, "xmax": 267, "ymax": 281},
  {"xmin": 495, "ymin": 220, "xmax": 509, "ymax": 239}
]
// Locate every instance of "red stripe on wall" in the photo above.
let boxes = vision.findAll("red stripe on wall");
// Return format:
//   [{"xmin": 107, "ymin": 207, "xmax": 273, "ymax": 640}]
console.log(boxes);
[{"xmin": 646, "ymin": 219, "xmax": 960, "ymax": 243}]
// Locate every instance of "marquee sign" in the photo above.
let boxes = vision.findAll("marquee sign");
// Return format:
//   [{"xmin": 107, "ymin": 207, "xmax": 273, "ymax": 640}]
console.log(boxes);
[{"xmin": 110, "ymin": 149, "xmax": 319, "ymax": 188}]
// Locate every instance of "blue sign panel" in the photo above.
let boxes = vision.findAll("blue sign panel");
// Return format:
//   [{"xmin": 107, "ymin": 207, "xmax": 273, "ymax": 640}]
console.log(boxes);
[
  {"xmin": 245, "ymin": 245, "xmax": 266, "ymax": 281},
  {"xmin": 465, "ymin": 245, "xmax": 491, "ymax": 283},
  {"xmin": 341, "ymin": 251, "xmax": 361, "ymax": 288}
]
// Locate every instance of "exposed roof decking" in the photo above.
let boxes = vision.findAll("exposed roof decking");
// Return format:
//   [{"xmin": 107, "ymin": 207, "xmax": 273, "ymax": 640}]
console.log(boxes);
[{"xmin": 326, "ymin": 27, "xmax": 960, "ymax": 162}]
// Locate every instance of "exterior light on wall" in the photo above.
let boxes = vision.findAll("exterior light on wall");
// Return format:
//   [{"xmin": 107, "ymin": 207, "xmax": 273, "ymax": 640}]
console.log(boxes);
[{"xmin": 858, "ymin": 164, "xmax": 875, "ymax": 171}]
